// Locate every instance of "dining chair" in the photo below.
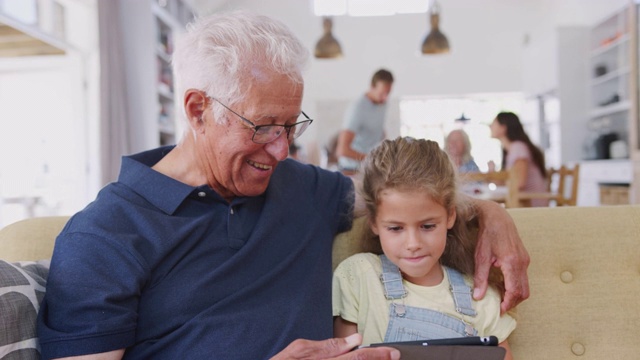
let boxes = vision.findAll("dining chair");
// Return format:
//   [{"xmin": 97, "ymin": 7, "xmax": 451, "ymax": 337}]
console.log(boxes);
[
  {"xmin": 547, "ymin": 164, "xmax": 580, "ymax": 206},
  {"xmin": 515, "ymin": 163, "xmax": 580, "ymax": 207},
  {"xmin": 459, "ymin": 170, "xmax": 520, "ymax": 208},
  {"xmin": 462, "ymin": 164, "xmax": 580, "ymax": 208}
]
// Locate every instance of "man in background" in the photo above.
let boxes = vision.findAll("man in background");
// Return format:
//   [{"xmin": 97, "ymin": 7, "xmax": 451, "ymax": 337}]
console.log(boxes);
[{"xmin": 336, "ymin": 69, "xmax": 393, "ymax": 174}]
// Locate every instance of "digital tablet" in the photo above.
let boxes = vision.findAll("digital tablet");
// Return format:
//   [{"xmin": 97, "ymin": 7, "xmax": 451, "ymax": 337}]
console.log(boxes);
[
  {"xmin": 365, "ymin": 336, "xmax": 504, "ymax": 360},
  {"xmin": 368, "ymin": 345, "xmax": 505, "ymax": 360},
  {"xmin": 368, "ymin": 335, "xmax": 499, "ymax": 347}
]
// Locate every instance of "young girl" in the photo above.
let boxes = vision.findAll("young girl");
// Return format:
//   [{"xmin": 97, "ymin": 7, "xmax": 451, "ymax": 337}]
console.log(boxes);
[{"xmin": 332, "ymin": 137, "xmax": 515, "ymax": 359}]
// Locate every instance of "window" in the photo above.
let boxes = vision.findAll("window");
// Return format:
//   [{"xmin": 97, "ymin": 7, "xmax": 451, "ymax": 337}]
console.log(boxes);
[{"xmin": 399, "ymin": 93, "xmax": 527, "ymax": 172}]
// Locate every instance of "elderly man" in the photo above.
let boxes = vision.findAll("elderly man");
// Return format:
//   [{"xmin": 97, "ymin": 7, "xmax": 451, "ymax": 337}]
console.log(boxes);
[{"xmin": 37, "ymin": 11, "xmax": 529, "ymax": 360}]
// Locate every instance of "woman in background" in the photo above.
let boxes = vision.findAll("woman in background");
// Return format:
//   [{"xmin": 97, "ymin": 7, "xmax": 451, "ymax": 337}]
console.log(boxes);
[
  {"xmin": 445, "ymin": 129, "xmax": 479, "ymax": 173},
  {"xmin": 489, "ymin": 112, "xmax": 548, "ymax": 206}
]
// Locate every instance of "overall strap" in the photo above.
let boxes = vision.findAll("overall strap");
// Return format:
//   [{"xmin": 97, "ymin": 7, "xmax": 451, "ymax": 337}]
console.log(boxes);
[
  {"xmin": 445, "ymin": 267, "xmax": 477, "ymax": 317},
  {"xmin": 379, "ymin": 255, "xmax": 407, "ymax": 300}
]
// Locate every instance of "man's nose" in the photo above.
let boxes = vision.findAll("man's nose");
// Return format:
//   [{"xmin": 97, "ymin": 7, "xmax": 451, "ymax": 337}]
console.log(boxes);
[{"xmin": 264, "ymin": 131, "xmax": 290, "ymax": 161}]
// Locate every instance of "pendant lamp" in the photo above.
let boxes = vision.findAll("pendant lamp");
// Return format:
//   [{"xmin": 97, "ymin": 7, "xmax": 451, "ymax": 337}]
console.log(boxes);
[
  {"xmin": 314, "ymin": 17, "xmax": 343, "ymax": 59},
  {"xmin": 455, "ymin": 113, "xmax": 470, "ymax": 123},
  {"xmin": 421, "ymin": 1, "xmax": 450, "ymax": 55}
]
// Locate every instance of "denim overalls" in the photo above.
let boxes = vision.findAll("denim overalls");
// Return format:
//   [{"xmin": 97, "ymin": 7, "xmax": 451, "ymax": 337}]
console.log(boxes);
[{"xmin": 379, "ymin": 255, "xmax": 478, "ymax": 342}]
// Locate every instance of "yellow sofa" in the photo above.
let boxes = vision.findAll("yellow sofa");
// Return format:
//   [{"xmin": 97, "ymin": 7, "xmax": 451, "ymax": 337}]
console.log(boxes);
[
  {"xmin": 0, "ymin": 216, "xmax": 69, "ymax": 262},
  {"xmin": 2, "ymin": 206, "xmax": 640, "ymax": 359},
  {"xmin": 333, "ymin": 205, "xmax": 640, "ymax": 359}
]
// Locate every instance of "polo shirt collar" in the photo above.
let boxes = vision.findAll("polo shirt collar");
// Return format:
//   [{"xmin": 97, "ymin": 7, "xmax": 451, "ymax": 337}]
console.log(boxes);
[{"xmin": 118, "ymin": 146, "xmax": 196, "ymax": 215}]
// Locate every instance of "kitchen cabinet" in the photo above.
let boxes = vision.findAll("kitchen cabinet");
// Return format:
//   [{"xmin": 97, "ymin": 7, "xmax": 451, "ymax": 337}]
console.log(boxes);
[
  {"xmin": 577, "ymin": 159, "xmax": 632, "ymax": 206},
  {"xmin": 577, "ymin": 3, "xmax": 640, "ymax": 204},
  {"xmin": 586, "ymin": 5, "xmax": 632, "ymax": 160}
]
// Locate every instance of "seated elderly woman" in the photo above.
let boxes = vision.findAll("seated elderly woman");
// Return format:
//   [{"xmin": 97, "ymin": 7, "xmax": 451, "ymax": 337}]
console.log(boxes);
[{"xmin": 445, "ymin": 129, "xmax": 480, "ymax": 173}]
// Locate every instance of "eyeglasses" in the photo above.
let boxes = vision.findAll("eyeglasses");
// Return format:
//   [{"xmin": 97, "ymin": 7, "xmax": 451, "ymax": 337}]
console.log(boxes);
[{"xmin": 210, "ymin": 97, "xmax": 313, "ymax": 144}]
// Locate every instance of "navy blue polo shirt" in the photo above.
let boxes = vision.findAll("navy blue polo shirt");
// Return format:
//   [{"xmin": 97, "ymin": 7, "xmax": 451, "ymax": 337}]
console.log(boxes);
[{"xmin": 37, "ymin": 146, "xmax": 354, "ymax": 359}]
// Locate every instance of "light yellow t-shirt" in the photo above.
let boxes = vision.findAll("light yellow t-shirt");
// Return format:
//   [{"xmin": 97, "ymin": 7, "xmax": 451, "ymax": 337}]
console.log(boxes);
[{"xmin": 332, "ymin": 253, "xmax": 516, "ymax": 346}]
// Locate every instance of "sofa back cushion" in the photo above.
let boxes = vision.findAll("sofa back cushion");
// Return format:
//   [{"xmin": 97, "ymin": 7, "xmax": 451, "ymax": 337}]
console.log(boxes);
[
  {"xmin": 507, "ymin": 205, "xmax": 640, "ymax": 359},
  {"xmin": 0, "ymin": 216, "xmax": 69, "ymax": 262}
]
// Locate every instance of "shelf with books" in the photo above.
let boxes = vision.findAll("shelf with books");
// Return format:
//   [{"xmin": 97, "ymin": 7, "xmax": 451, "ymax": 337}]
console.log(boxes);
[{"xmin": 150, "ymin": 0, "xmax": 194, "ymax": 146}]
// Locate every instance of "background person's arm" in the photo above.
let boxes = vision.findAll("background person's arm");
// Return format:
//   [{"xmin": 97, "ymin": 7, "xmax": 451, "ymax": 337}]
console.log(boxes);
[
  {"xmin": 54, "ymin": 349, "xmax": 125, "ymax": 360},
  {"xmin": 336, "ymin": 130, "xmax": 366, "ymax": 162}
]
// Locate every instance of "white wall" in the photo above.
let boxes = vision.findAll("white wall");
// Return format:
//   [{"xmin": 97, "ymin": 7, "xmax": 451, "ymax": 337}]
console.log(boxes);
[
  {"xmin": 522, "ymin": 0, "xmax": 630, "ymax": 96},
  {"xmin": 0, "ymin": 0, "xmax": 99, "ymax": 226},
  {"xmin": 201, "ymin": 0, "xmax": 631, "ymax": 158},
  {"xmin": 202, "ymin": 0, "xmax": 537, "ymax": 155}
]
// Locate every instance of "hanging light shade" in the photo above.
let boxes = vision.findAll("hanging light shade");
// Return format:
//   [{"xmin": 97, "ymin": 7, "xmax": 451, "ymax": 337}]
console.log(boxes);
[
  {"xmin": 421, "ymin": 1, "xmax": 450, "ymax": 55},
  {"xmin": 314, "ymin": 17, "xmax": 343, "ymax": 59},
  {"xmin": 455, "ymin": 113, "xmax": 470, "ymax": 123}
]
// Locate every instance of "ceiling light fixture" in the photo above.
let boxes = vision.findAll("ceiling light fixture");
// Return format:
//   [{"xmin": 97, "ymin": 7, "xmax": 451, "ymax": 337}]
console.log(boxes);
[
  {"xmin": 421, "ymin": 1, "xmax": 450, "ymax": 55},
  {"xmin": 455, "ymin": 113, "xmax": 470, "ymax": 123},
  {"xmin": 314, "ymin": 17, "xmax": 343, "ymax": 59}
]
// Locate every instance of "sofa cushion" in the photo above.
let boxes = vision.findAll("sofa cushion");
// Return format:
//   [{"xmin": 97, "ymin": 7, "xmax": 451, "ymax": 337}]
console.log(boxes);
[{"xmin": 0, "ymin": 260, "xmax": 49, "ymax": 359}]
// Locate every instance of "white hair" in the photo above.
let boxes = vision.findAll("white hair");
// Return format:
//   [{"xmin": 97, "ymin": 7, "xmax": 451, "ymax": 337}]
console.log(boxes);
[
  {"xmin": 445, "ymin": 129, "xmax": 473, "ymax": 164},
  {"xmin": 172, "ymin": 10, "xmax": 310, "ymax": 128}
]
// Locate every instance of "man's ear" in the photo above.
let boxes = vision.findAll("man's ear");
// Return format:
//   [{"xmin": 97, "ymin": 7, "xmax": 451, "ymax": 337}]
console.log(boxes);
[{"xmin": 184, "ymin": 89, "xmax": 208, "ymax": 132}]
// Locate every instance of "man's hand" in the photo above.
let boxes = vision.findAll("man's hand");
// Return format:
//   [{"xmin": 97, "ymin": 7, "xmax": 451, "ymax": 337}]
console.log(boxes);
[
  {"xmin": 472, "ymin": 199, "xmax": 530, "ymax": 314},
  {"xmin": 271, "ymin": 333, "xmax": 400, "ymax": 360}
]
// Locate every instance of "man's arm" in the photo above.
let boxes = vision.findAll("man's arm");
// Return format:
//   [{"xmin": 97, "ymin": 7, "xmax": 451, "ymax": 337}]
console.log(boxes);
[
  {"xmin": 471, "ymin": 197, "xmax": 530, "ymax": 313},
  {"xmin": 336, "ymin": 130, "xmax": 366, "ymax": 162},
  {"xmin": 53, "ymin": 349, "xmax": 125, "ymax": 360}
]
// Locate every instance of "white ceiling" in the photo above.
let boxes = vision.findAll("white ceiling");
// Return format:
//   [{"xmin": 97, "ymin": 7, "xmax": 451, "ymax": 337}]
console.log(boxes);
[{"xmin": 184, "ymin": 0, "xmax": 233, "ymax": 14}]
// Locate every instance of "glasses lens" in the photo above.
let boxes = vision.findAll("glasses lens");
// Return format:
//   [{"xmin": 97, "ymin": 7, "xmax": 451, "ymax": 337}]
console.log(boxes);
[
  {"xmin": 290, "ymin": 120, "xmax": 311, "ymax": 140},
  {"xmin": 253, "ymin": 126, "xmax": 284, "ymax": 143},
  {"xmin": 251, "ymin": 118, "xmax": 313, "ymax": 144}
]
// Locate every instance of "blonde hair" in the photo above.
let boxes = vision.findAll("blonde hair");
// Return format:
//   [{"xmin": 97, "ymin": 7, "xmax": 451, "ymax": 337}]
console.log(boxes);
[{"xmin": 360, "ymin": 137, "xmax": 479, "ymax": 277}]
